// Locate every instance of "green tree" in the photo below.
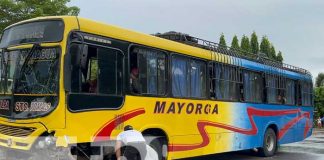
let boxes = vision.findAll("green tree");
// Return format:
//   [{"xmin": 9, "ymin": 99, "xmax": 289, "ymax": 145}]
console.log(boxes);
[
  {"xmin": 230, "ymin": 35, "xmax": 240, "ymax": 51},
  {"xmin": 269, "ymin": 45, "xmax": 277, "ymax": 60},
  {"xmin": 218, "ymin": 33, "xmax": 227, "ymax": 50},
  {"xmin": 240, "ymin": 35, "xmax": 251, "ymax": 56},
  {"xmin": 0, "ymin": 0, "xmax": 80, "ymax": 31},
  {"xmin": 316, "ymin": 73, "xmax": 324, "ymax": 87},
  {"xmin": 250, "ymin": 31, "xmax": 259, "ymax": 55},
  {"xmin": 276, "ymin": 51, "xmax": 283, "ymax": 62},
  {"xmin": 260, "ymin": 36, "xmax": 271, "ymax": 58},
  {"xmin": 315, "ymin": 73, "xmax": 324, "ymax": 118},
  {"xmin": 315, "ymin": 87, "xmax": 324, "ymax": 117}
]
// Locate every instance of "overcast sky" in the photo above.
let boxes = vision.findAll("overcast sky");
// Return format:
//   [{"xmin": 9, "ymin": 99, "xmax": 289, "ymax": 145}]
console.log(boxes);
[{"xmin": 69, "ymin": 0, "xmax": 324, "ymax": 79}]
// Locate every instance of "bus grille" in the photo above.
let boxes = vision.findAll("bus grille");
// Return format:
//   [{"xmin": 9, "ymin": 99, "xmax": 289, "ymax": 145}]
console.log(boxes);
[{"xmin": 0, "ymin": 124, "xmax": 36, "ymax": 138}]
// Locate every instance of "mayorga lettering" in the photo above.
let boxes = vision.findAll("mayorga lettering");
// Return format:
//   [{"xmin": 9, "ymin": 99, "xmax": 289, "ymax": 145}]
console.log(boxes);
[{"xmin": 154, "ymin": 101, "xmax": 218, "ymax": 115}]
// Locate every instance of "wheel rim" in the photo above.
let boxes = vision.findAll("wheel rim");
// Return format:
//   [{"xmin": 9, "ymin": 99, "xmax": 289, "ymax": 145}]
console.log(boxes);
[{"xmin": 266, "ymin": 134, "xmax": 275, "ymax": 151}]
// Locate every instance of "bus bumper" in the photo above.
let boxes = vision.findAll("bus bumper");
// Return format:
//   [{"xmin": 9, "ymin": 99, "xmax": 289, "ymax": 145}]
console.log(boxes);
[{"xmin": 0, "ymin": 121, "xmax": 46, "ymax": 150}]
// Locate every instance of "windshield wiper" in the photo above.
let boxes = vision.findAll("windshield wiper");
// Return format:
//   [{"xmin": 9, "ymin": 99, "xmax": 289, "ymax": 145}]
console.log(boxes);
[{"xmin": 14, "ymin": 44, "xmax": 40, "ymax": 92}]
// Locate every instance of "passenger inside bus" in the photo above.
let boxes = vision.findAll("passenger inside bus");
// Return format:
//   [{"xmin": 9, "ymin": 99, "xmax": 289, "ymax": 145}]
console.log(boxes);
[
  {"xmin": 277, "ymin": 91, "xmax": 286, "ymax": 104},
  {"xmin": 81, "ymin": 46, "xmax": 98, "ymax": 93},
  {"xmin": 130, "ymin": 67, "xmax": 140, "ymax": 94}
]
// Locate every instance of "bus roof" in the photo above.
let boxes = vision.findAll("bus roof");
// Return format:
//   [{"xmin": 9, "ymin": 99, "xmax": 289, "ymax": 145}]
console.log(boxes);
[{"xmin": 7, "ymin": 16, "xmax": 312, "ymax": 81}]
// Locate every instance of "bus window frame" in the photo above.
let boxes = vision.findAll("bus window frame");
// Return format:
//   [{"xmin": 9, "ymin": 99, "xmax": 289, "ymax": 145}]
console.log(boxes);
[
  {"xmin": 265, "ymin": 74, "xmax": 285, "ymax": 105},
  {"xmin": 209, "ymin": 61, "xmax": 243, "ymax": 102},
  {"xmin": 127, "ymin": 44, "xmax": 169, "ymax": 97},
  {"xmin": 284, "ymin": 78, "xmax": 297, "ymax": 106},
  {"xmin": 170, "ymin": 52, "xmax": 208, "ymax": 100},
  {"xmin": 66, "ymin": 40, "xmax": 126, "ymax": 112},
  {"xmin": 242, "ymin": 69, "xmax": 264, "ymax": 104},
  {"xmin": 300, "ymin": 80, "xmax": 314, "ymax": 107}
]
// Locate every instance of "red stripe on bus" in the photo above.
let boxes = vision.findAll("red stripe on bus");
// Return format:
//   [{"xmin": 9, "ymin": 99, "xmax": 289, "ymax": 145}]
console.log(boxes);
[
  {"xmin": 94, "ymin": 108, "xmax": 146, "ymax": 142},
  {"xmin": 169, "ymin": 107, "xmax": 311, "ymax": 152}
]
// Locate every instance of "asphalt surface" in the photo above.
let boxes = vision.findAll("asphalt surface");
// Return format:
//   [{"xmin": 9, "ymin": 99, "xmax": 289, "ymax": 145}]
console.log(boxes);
[
  {"xmin": 181, "ymin": 151, "xmax": 324, "ymax": 160},
  {"xmin": 1, "ymin": 129, "xmax": 324, "ymax": 160},
  {"xmin": 181, "ymin": 128, "xmax": 324, "ymax": 160}
]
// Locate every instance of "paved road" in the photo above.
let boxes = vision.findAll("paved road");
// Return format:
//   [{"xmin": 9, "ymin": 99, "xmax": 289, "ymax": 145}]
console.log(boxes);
[
  {"xmin": 1, "ymin": 129, "xmax": 324, "ymax": 160},
  {"xmin": 181, "ymin": 128, "xmax": 324, "ymax": 160}
]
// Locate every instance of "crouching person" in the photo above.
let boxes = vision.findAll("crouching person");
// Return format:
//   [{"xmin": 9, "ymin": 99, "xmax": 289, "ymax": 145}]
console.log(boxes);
[{"xmin": 115, "ymin": 125, "xmax": 147, "ymax": 160}]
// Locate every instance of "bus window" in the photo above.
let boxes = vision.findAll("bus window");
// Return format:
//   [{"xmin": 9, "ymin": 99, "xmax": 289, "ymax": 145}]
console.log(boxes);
[
  {"xmin": 71, "ymin": 45, "xmax": 122, "ymax": 95},
  {"xmin": 68, "ymin": 43, "xmax": 124, "ymax": 111},
  {"xmin": 172, "ymin": 55, "xmax": 207, "ymax": 98},
  {"xmin": 266, "ymin": 75, "xmax": 277, "ymax": 104},
  {"xmin": 190, "ymin": 59, "xmax": 206, "ymax": 98},
  {"xmin": 266, "ymin": 75, "xmax": 286, "ymax": 104},
  {"xmin": 301, "ymin": 81, "xmax": 313, "ymax": 106},
  {"xmin": 130, "ymin": 47, "xmax": 166, "ymax": 95},
  {"xmin": 172, "ymin": 56, "xmax": 189, "ymax": 97},
  {"xmin": 212, "ymin": 63, "xmax": 241, "ymax": 101},
  {"xmin": 243, "ymin": 71, "xmax": 263, "ymax": 103},
  {"xmin": 286, "ymin": 79, "xmax": 296, "ymax": 105}
]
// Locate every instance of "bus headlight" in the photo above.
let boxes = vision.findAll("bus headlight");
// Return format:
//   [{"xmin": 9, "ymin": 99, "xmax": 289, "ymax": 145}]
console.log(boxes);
[
  {"xmin": 36, "ymin": 135, "xmax": 56, "ymax": 149},
  {"xmin": 45, "ymin": 136, "xmax": 55, "ymax": 146}
]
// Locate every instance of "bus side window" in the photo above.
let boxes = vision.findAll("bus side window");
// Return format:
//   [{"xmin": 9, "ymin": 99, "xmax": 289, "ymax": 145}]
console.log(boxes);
[
  {"xmin": 266, "ymin": 75, "xmax": 287, "ymax": 105},
  {"xmin": 70, "ymin": 44, "xmax": 122, "ymax": 95},
  {"xmin": 301, "ymin": 81, "xmax": 313, "ymax": 106},
  {"xmin": 211, "ymin": 63, "xmax": 241, "ymax": 101},
  {"xmin": 171, "ymin": 55, "xmax": 207, "ymax": 98},
  {"xmin": 266, "ymin": 75, "xmax": 277, "ymax": 104},
  {"xmin": 130, "ymin": 47, "xmax": 166, "ymax": 95},
  {"xmin": 171, "ymin": 55, "xmax": 189, "ymax": 97},
  {"xmin": 285, "ymin": 79, "xmax": 296, "ymax": 105},
  {"xmin": 243, "ymin": 71, "xmax": 263, "ymax": 103}
]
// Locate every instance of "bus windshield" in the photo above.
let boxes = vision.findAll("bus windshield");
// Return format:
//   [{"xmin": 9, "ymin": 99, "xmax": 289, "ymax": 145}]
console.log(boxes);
[
  {"xmin": 14, "ymin": 47, "xmax": 59, "ymax": 94},
  {"xmin": 0, "ymin": 47, "xmax": 60, "ymax": 118}
]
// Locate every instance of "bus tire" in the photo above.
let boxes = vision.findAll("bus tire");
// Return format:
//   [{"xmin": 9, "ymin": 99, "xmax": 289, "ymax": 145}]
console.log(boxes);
[
  {"xmin": 146, "ymin": 135, "xmax": 168, "ymax": 160},
  {"xmin": 259, "ymin": 128, "xmax": 277, "ymax": 157}
]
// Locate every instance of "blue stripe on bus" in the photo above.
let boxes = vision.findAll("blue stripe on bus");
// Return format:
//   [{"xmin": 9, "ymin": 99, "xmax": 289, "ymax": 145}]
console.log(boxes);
[{"xmin": 241, "ymin": 59, "xmax": 311, "ymax": 81}]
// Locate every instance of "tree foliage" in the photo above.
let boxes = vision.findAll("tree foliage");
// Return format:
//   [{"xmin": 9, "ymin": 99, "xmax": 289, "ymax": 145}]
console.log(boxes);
[
  {"xmin": 240, "ymin": 35, "xmax": 251, "ymax": 55},
  {"xmin": 260, "ymin": 36, "xmax": 271, "ymax": 58},
  {"xmin": 316, "ymin": 73, "xmax": 324, "ymax": 87},
  {"xmin": 0, "ymin": 0, "xmax": 80, "ymax": 31},
  {"xmin": 218, "ymin": 33, "xmax": 227, "ymax": 50},
  {"xmin": 269, "ymin": 45, "xmax": 277, "ymax": 60},
  {"xmin": 315, "ymin": 73, "xmax": 324, "ymax": 117},
  {"xmin": 230, "ymin": 35, "xmax": 240, "ymax": 51},
  {"xmin": 250, "ymin": 31, "xmax": 259, "ymax": 55},
  {"xmin": 276, "ymin": 51, "xmax": 283, "ymax": 63},
  {"xmin": 315, "ymin": 87, "xmax": 324, "ymax": 117}
]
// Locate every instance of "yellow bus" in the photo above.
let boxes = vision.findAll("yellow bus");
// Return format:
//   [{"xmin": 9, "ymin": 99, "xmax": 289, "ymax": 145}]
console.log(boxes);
[{"xmin": 0, "ymin": 16, "xmax": 313, "ymax": 160}]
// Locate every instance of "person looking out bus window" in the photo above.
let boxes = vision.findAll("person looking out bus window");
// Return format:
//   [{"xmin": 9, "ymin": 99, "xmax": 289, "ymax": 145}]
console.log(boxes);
[
  {"xmin": 130, "ymin": 67, "xmax": 140, "ymax": 93},
  {"xmin": 115, "ymin": 125, "xmax": 147, "ymax": 160}
]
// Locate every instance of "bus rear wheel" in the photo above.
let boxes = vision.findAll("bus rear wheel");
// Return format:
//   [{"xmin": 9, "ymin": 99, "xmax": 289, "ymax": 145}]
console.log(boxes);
[{"xmin": 259, "ymin": 128, "xmax": 277, "ymax": 157}]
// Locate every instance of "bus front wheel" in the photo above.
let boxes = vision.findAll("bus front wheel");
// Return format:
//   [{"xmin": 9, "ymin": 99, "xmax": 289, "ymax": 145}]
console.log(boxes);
[
  {"xmin": 259, "ymin": 128, "xmax": 277, "ymax": 157},
  {"xmin": 144, "ymin": 134, "xmax": 168, "ymax": 160}
]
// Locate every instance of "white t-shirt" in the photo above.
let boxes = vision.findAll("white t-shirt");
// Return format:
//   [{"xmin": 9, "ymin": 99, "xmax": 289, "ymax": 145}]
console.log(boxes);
[
  {"xmin": 145, "ymin": 145, "xmax": 159, "ymax": 160},
  {"xmin": 116, "ymin": 130, "xmax": 146, "ymax": 144}
]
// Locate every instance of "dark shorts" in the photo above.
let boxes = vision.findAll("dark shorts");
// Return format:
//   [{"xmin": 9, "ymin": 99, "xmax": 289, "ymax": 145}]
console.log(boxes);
[{"xmin": 122, "ymin": 142, "xmax": 147, "ymax": 160}]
